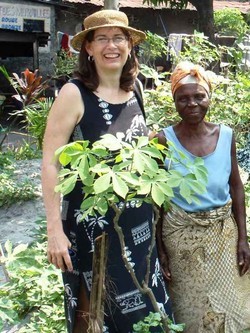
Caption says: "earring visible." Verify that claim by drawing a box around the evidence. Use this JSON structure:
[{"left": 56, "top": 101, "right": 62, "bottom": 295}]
[
  {"left": 128, "top": 53, "right": 131, "bottom": 60},
  {"left": 88, "top": 55, "right": 94, "bottom": 62}
]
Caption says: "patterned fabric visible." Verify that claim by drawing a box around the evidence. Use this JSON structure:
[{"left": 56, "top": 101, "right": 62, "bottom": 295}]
[
  {"left": 62, "top": 80, "right": 173, "bottom": 332},
  {"left": 162, "top": 202, "right": 250, "bottom": 333}
]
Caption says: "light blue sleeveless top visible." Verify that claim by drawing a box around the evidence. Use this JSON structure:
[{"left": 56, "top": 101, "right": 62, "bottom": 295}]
[{"left": 163, "top": 124, "right": 232, "bottom": 212}]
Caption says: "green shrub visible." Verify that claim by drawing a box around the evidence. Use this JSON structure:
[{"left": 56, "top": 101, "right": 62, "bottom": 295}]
[
  {"left": 0, "top": 220, "right": 65, "bottom": 332},
  {"left": 214, "top": 8, "right": 249, "bottom": 38},
  {"left": 0, "top": 152, "right": 37, "bottom": 207}
]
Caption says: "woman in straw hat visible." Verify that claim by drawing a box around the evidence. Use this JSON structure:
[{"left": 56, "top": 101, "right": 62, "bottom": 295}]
[
  {"left": 155, "top": 61, "right": 250, "bottom": 332},
  {"left": 42, "top": 9, "right": 173, "bottom": 333}
]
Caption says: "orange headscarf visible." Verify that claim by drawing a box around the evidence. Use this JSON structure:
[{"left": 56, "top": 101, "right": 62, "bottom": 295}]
[{"left": 171, "top": 61, "right": 212, "bottom": 97}]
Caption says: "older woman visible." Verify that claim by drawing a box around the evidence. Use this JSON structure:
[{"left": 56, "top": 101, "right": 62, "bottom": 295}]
[
  {"left": 156, "top": 61, "right": 250, "bottom": 332},
  {"left": 42, "top": 9, "right": 172, "bottom": 333}
]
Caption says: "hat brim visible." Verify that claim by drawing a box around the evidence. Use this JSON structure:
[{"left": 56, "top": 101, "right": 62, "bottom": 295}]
[{"left": 70, "top": 24, "right": 146, "bottom": 51}]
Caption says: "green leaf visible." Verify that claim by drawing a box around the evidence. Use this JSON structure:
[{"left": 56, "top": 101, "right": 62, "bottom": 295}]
[
  {"left": 141, "top": 145, "right": 163, "bottom": 159},
  {"left": 78, "top": 155, "right": 89, "bottom": 181},
  {"left": 136, "top": 135, "right": 149, "bottom": 148},
  {"left": 12, "top": 244, "right": 29, "bottom": 257},
  {"left": 194, "top": 166, "right": 208, "bottom": 183},
  {"left": 156, "top": 182, "right": 174, "bottom": 197},
  {"left": 112, "top": 173, "right": 129, "bottom": 199},
  {"left": 188, "top": 180, "right": 206, "bottom": 194},
  {"left": 151, "top": 183, "right": 165, "bottom": 206},
  {"left": 82, "top": 174, "right": 94, "bottom": 187},
  {"left": 93, "top": 173, "right": 111, "bottom": 194},
  {"left": 119, "top": 172, "right": 140, "bottom": 186},
  {"left": 133, "top": 151, "right": 145, "bottom": 174},
  {"left": 137, "top": 180, "right": 151, "bottom": 195},
  {"left": 80, "top": 196, "right": 95, "bottom": 211},
  {"left": 57, "top": 168, "right": 72, "bottom": 178},
  {"left": 4, "top": 240, "right": 13, "bottom": 257},
  {"left": 179, "top": 182, "right": 192, "bottom": 203},
  {"left": 58, "top": 151, "right": 71, "bottom": 166},
  {"left": 96, "top": 197, "right": 108, "bottom": 215},
  {"left": 193, "top": 157, "right": 204, "bottom": 166},
  {"left": 97, "top": 133, "right": 123, "bottom": 151},
  {"left": 168, "top": 322, "right": 185, "bottom": 331},
  {"left": 91, "top": 163, "right": 111, "bottom": 174},
  {"left": 55, "top": 173, "right": 78, "bottom": 195},
  {"left": 141, "top": 153, "right": 159, "bottom": 173}
]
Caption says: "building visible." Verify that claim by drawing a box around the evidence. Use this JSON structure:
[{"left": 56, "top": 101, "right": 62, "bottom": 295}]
[{"left": 0, "top": 0, "right": 249, "bottom": 87}]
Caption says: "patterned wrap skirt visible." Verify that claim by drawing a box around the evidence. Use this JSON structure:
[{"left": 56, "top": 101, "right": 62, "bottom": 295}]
[{"left": 162, "top": 201, "right": 250, "bottom": 333}]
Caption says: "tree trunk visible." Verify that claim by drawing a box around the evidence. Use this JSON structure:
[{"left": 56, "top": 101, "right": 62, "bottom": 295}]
[
  {"left": 189, "top": 0, "right": 215, "bottom": 43},
  {"left": 104, "top": 0, "right": 120, "bottom": 10}
]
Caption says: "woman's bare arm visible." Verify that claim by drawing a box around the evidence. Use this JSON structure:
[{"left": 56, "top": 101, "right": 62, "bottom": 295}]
[{"left": 42, "top": 82, "right": 84, "bottom": 272}]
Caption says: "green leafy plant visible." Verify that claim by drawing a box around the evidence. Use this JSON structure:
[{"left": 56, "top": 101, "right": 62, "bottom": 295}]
[
  {"left": 0, "top": 154, "right": 37, "bottom": 207},
  {"left": 143, "top": 80, "right": 178, "bottom": 132},
  {"left": 55, "top": 135, "right": 208, "bottom": 214},
  {"left": 9, "top": 143, "right": 42, "bottom": 161},
  {"left": 139, "top": 31, "right": 168, "bottom": 69},
  {"left": 133, "top": 311, "right": 185, "bottom": 332},
  {"left": 0, "top": 67, "right": 48, "bottom": 108},
  {"left": 0, "top": 66, "right": 51, "bottom": 150},
  {"left": 140, "top": 64, "right": 169, "bottom": 88},
  {"left": 133, "top": 312, "right": 164, "bottom": 332},
  {"left": 55, "top": 134, "right": 207, "bottom": 332},
  {"left": 208, "top": 72, "right": 250, "bottom": 146},
  {"left": 0, "top": 220, "right": 65, "bottom": 333},
  {"left": 177, "top": 31, "right": 221, "bottom": 70},
  {"left": 214, "top": 8, "right": 249, "bottom": 38},
  {"left": 54, "top": 49, "right": 78, "bottom": 78},
  {"left": 12, "top": 98, "right": 53, "bottom": 150},
  {"left": 139, "top": 31, "right": 168, "bottom": 88}
]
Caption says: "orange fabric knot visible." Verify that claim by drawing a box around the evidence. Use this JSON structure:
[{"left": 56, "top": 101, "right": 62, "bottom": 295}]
[{"left": 171, "top": 61, "right": 212, "bottom": 97}]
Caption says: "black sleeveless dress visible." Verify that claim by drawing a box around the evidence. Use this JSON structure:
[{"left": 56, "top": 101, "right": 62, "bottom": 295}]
[{"left": 62, "top": 79, "right": 172, "bottom": 333}]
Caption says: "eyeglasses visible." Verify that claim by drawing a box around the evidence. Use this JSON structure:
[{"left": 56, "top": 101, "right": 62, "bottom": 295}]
[{"left": 93, "top": 36, "right": 128, "bottom": 46}]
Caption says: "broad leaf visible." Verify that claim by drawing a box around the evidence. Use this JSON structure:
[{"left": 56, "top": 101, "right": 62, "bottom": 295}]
[
  {"left": 96, "top": 197, "right": 108, "bottom": 215},
  {"left": 133, "top": 151, "right": 145, "bottom": 174},
  {"left": 58, "top": 151, "right": 71, "bottom": 166},
  {"left": 151, "top": 183, "right": 165, "bottom": 206},
  {"left": 179, "top": 181, "right": 192, "bottom": 203},
  {"left": 55, "top": 173, "right": 78, "bottom": 195},
  {"left": 112, "top": 173, "right": 129, "bottom": 199},
  {"left": 156, "top": 182, "right": 174, "bottom": 197},
  {"left": 93, "top": 173, "right": 111, "bottom": 194},
  {"left": 80, "top": 196, "right": 95, "bottom": 211}
]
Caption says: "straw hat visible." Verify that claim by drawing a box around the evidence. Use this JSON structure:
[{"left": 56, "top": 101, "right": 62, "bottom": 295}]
[{"left": 71, "top": 9, "right": 146, "bottom": 51}]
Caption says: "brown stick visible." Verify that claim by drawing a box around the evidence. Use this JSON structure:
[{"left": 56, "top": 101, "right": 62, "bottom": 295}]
[{"left": 88, "top": 232, "right": 109, "bottom": 333}]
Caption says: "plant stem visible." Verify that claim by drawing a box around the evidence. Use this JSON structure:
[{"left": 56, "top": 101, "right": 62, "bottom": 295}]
[{"left": 111, "top": 202, "right": 170, "bottom": 332}]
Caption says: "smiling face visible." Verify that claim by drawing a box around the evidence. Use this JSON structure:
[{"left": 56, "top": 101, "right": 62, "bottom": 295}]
[
  {"left": 85, "top": 27, "right": 131, "bottom": 74},
  {"left": 174, "top": 83, "right": 210, "bottom": 124}
]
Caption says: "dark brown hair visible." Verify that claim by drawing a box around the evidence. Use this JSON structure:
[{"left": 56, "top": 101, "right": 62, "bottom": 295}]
[{"left": 73, "top": 29, "right": 139, "bottom": 92}]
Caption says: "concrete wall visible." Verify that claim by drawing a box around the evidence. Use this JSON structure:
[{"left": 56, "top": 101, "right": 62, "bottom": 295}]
[{"left": 0, "top": 0, "right": 56, "bottom": 80}]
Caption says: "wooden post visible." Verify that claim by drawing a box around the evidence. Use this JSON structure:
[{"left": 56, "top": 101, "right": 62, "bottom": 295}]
[
  {"left": 104, "top": 0, "right": 119, "bottom": 10},
  {"left": 88, "top": 232, "right": 109, "bottom": 333}
]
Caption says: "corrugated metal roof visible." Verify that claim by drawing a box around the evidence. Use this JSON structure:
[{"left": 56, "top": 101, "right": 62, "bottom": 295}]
[
  {"left": 63, "top": 0, "right": 250, "bottom": 13},
  {"left": 214, "top": 1, "right": 250, "bottom": 13}
]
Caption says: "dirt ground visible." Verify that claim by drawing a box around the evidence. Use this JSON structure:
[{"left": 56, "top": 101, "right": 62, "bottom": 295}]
[
  {"left": 0, "top": 127, "right": 45, "bottom": 290},
  {"left": 0, "top": 158, "right": 44, "bottom": 246}
]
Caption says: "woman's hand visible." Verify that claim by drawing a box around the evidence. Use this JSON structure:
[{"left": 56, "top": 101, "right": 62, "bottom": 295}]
[
  {"left": 47, "top": 229, "right": 73, "bottom": 272},
  {"left": 237, "top": 239, "right": 250, "bottom": 276}
]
